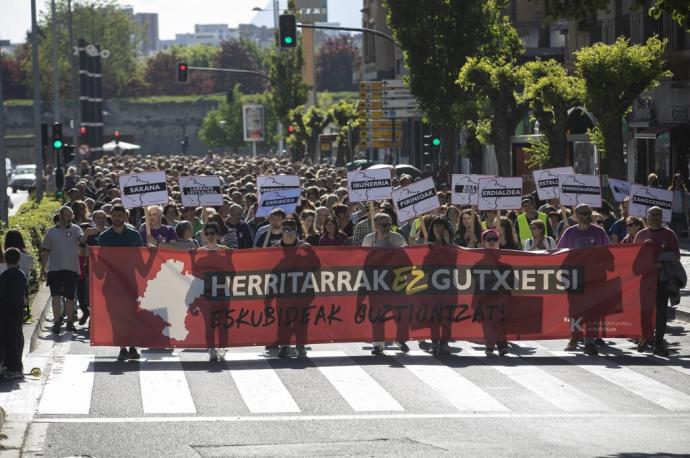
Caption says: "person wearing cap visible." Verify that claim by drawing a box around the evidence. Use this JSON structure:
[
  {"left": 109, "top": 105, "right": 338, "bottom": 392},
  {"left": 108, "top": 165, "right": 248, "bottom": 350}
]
[
  {"left": 254, "top": 208, "right": 286, "bottom": 247},
  {"left": 516, "top": 197, "right": 549, "bottom": 247},
  {"left": 479, "top": 229, "right": 510, "bottom": 356},
  {"left": 556, "top": 203, "right": 610, "bottom": 355},
  {"left": 633, "top": 206, "right": 681, "bottom": 356}
]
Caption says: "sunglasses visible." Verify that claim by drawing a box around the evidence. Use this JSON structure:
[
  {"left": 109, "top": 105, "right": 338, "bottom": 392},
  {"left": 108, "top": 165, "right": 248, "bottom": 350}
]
[{"left": 484, "top": 236, "right": 499, "bottom": 242}]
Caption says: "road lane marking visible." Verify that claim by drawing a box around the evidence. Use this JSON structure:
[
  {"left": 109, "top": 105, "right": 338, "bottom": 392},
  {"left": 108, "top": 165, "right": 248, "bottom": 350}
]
[
  {"left": 37, "top": 355, "right": 95, "bottom": 415},
  {"left": 309, "top": 351, "right": 404, "bottom": 412},
  {"left": 140, "top": 356, "right": 196, "bottom": 414},
  {"left": 223, "top": 353, "right": 300, "bottom": 413},
  {"left": 393, "top": 351, "right": 508, "bottom": 412}
]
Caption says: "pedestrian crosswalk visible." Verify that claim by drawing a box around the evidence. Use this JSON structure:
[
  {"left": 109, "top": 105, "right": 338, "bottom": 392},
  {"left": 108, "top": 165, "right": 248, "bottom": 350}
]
[{"left": 33, "top": 343, "right": 690, "bottom": 419}]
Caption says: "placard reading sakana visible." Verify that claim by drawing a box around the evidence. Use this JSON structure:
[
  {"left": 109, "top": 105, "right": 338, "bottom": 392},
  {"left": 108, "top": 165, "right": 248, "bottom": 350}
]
[
  {"left": 119, "top": 171, "right": 168, "bottom": 209},
  {"left": 256, "top": 175, "right": 300, "bottom": 195},
  {"left": 392, "top": 177, "right": 440, "bottom": 223},
  {"left": 451, "top": 174, "right": 491, "bottom": 206},
  {"left": 256, "top": 188, "right": 301, "bottom": 218},
  {"left": 477, "top": 177, "right": 523, "bottom": 210},
  {"left": 629, "top": 184, "right": 673, "bottom": 222},
  {"left": 558, "top": 174, "right": 602, "bottom": 208},
  {"left": 533, "top": 167, "right": 574, "bottom": 200},
  {"left": 347, "top": 169, "right": 393, "bottom": 203},
  {"left": 179, "top": 176, "right": 223, "bottom": 208}
]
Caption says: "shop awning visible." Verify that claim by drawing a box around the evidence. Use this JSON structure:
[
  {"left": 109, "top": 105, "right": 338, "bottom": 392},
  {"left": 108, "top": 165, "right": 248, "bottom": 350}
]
[{"left": 635, "top": 122, "right": 687, "bottom": 139}]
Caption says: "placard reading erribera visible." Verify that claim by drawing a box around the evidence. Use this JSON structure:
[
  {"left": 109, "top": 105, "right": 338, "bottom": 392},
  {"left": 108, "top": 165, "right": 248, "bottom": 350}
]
[
  {"left": 477, "top": 177, "right": 523, "bottom": 210},
  {"left": 533, "top": 167, "right": 574, "bottom": 200},
  {"left": 119, "top": 171, "right": 168, "bottom": 209},
  {"left": 629, "top": 184, "right": 673, "bottom": 222},
  {"left": 558, "top": 174, "right": 602, "bottom": 207},
  {"left": 451, "top": 174, "right": 491, "bottom": 206},
  {"left": 256, "top": 175, "right": 300, "bottom": 195},
  {"left": 256, "top": 188, "right": 301, "bottom": 218},
  {"left": 178, "top": 176, "right": 223, "bottom": 208},
  {"left": 347, "top": 169, "right": 393, "bottom": 203},
  {"left": 392, "top": 177, "right": 439, "bottom": 223}
]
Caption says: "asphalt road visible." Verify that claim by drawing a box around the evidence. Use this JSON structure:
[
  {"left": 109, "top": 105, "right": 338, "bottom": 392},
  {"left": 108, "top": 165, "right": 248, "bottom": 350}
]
[{"left": 2, "top": 310, "right": 690, "bottom": 457}]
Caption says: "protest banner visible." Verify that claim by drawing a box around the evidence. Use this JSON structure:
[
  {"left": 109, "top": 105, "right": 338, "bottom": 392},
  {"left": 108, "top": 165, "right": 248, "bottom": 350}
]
[
  {"left": 89, "top": 244, "right": 656, "bottom": 347},
  {"left": 119, "top": 171, "right": 168, "bottom": 210},
  {"left": 533, "top": 167, "right": 575, "bottom": 200},
  {"left": 256, "top": 188, "right": 301, "bottom": 218},
  {"left": 347, "top": 169, "right": 393, "bottom": 203},
  {"left": 607, "top": 178, "right": 632, "bottom": 203},
  {"left": 257, "top": 175, "right": 301, "bottom": 195},
  {"left": 629, "top": 184, "right": 673, "bottom": 222},
  {"left": 392, "top": 177, "right": 440, "bottom": 223},
  {"left": 477, "top": 177, "right": 523, "bottom": 210},
  {"left": 558, "top": 174, "right": 602, "bottom": 208},
  {"left": 178, "top": 176, "right": 223, "bottom": 208},
  {"left": 451, "top": 174, "right": 491, "bottom": 206}
]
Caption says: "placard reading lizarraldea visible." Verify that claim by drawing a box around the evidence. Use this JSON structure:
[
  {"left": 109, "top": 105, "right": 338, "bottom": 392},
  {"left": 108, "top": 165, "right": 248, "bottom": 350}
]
[{"left": 179, "top": 176, "right": 223, "bottom": 208}]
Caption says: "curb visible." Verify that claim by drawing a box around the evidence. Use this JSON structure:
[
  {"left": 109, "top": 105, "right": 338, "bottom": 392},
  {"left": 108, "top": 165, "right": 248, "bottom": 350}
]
[
  {"left": 27, "top": 284, "right": 53, "bottom": 356},
  {"left": 670, "top": 306, "right": 690, "bottom": 324}
]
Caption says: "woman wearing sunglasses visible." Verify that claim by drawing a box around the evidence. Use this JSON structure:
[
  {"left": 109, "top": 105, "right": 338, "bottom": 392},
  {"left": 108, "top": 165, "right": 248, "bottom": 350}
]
[
  {"left": 621, "top": 216, "right": 645, "bottom": 243},
  {"left": 479, "top": 229, "right": 510, "bottom": 356},
  {"left": 198, "top": 222, "right": 229, "bottom": 361}
]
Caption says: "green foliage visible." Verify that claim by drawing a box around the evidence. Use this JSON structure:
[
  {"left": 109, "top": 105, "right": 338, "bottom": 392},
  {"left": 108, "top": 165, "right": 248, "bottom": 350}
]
[
  {"left": 122, "top": 94, "right": 225, "bottom": 104},
  {"left": 328, "top": 99, "right": 361, "bottom": 165},
  {"left": 317, "top": 91, "right": 358, "bottom": 108},
  {"left": 213, "top": 39, "right": 266, "bottom": 94},
  {"left": 575, "top": 36, "right": 670, "bottom": 178},
  {"left": 540, "top": 0, "right": 690, "bottom": 29},
  {"left": 287, "top": 105, "right": 332, "bottom": 161},
  {"left": 649, "top": 0, "right": 690, "bottom": 29},
  {"left": 586, "top": 126, "right": 607, "bottom": 157},
  {"left": 523, "top": 135, "right": 552, "bottom": 169},
  {"left": 316, "top": 35, "right": 359, "bottom": 92}
]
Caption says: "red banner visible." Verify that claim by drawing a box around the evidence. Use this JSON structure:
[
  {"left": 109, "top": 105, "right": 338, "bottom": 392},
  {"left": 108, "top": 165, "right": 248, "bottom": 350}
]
[{"left": 89, "top": 245, "right": 657, "bottom": 348}]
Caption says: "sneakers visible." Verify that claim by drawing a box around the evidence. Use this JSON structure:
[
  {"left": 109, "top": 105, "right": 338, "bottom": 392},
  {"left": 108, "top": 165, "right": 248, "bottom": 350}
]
[
  {"left": 583, "top": 343, "right": 598, "bottom": 356},
  {"left": 278, "top": 346, "right": 290, "bottom": 358},
  {"left": 371, "top": 346, "right": 383, "bottom": 355},
  {"left": 564, "top": 338, "right": 578, "bottom": 351},
  {"left": 117, "top": 348, "right": 128, "bottom": 361},
  {"left": 127, "top": 347, "right": 140, "bottom": 360},
  {"left": 296, "top": 345, "right": 307, "bottom": 357},
  {"left": 398, "top": 341, "right": 410, "bottom": 353},
  {"left": 78, "top": 310, "right": 90, "bottom": 326}
]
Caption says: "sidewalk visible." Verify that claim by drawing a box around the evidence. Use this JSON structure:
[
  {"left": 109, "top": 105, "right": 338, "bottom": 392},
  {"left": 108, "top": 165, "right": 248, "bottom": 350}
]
[{"left": 673, "top": 241, "right": 690, "bottom": 323}]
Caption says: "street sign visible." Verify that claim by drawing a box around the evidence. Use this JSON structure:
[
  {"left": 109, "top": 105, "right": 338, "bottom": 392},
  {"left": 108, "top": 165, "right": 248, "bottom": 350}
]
[
  {"left": 382, "top": 98, "right": 419, "bottom": 109},
  {"left": 382, "top": 89, "right": 412, "bottom": 98},
  {"left": 359, "top": 109, "right": 383, "bottom": 119},
  {"left": 383, "top": 109, "right": 424, "bottom": 119},
  {"left": 382, "top": 79, "right": 406, "bottom": 89}
]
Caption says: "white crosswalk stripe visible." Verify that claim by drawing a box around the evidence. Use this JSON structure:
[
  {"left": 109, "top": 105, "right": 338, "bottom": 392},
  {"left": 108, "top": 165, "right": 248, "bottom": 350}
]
[
  {"left": 38, "top": 355, "right": 95, "bottom": 415},
  {"left": 140, "top": 356, "right": 196, "bottom": 414}
]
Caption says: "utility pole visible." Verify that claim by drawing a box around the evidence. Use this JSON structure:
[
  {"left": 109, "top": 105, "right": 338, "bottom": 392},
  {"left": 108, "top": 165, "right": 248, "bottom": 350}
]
[
  {"left": 51, "top": 0, "right": 60, "bottom": 123},
  {"left": 0, "top": 41, "right": 9, "bottom": 224},
  {"left": 67, "top": 0, "right": 79, "bottom": 148},
  {"left": 31, "top": 0, "right": 44, "bottom": 202}
]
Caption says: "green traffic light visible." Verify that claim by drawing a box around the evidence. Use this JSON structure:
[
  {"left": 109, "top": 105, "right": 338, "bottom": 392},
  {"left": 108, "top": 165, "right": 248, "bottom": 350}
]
[
  {"left": 432, "top": 137, "right": 441, "bottom": 146},
  {"left": 53, "top": 140, "right": 63, "bottom": 149},
  {"left": 284, "top": 36, "right": 293, "bottom": 44}
]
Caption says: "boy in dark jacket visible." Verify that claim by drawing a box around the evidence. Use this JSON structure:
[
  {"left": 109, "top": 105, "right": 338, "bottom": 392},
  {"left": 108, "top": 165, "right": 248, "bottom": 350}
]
[{"left": 0, "top": 248, "right": 29, "bottom": 379}]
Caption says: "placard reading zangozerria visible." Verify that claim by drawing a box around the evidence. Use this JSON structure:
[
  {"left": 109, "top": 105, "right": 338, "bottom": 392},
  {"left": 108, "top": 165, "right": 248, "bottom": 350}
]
[{"left": 119, "top": 171, "right": 169, "bottom": 209}]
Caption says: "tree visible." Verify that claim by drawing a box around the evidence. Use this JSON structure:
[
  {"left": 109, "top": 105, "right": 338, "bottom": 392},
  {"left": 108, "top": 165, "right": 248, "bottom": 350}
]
[
  {"left": 287, "top": 105, "right": 332, "bottom": 162},
  {"left": 328, "top": 99, "right": 361, "bottom": 165},
  {"left": 21, "top": 0, "right": 144, "bottom": 99},
  {"left": 519, "top": 59, "right": 583, "bottom": 167},
  {"left": 1, "top": 52, "right": 29, "bottom": 99},
  {"left": 575, "top": 37, "right": 671, "bottom": 179},
  {"left": 384, "top": 0, "right": 523, "bottom": 171},
  {"left": 143, "top": 49, "right": 214, "bottom": 96},
  {"left": 316, "top": 35, "right": 359, "bottom": 92},
  {"left": 212, "top": 39, "right": 266, "bottom": 94},
  {"left": 457, "top": 56, "right": 528, "bottom": 177}
]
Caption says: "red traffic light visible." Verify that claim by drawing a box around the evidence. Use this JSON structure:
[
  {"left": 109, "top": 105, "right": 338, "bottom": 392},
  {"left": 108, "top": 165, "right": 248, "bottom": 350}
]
[
  {"left": 114, "top": 130, "right": 120, "bottom": 138},
  {"left": 79, "top": 126, "right": 87, "bottom": 136},
  {"left": 287, "top": 125, "right": 296, "bottom": 134},
  {"left": 177, "top": 62, "right": 188, "bottom": 82}
]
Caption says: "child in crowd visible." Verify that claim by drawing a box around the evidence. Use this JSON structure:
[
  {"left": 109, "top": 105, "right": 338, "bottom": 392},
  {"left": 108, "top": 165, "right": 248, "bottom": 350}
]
[{"left": 0, "top": 248, "right": 29, "bottom": 379}]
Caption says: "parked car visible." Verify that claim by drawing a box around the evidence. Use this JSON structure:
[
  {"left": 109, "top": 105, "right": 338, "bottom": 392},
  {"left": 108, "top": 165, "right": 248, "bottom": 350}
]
[
  {"left": 6, "top": 158, "right": 12, "bottom": 179},
  {"left": 10, "top": 164, "right": 37, "bottom": 193}
]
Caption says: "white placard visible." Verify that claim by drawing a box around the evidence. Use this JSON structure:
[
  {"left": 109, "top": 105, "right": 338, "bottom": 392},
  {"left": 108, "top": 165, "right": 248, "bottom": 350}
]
[
  {"left": 256, "top": 188, "right": 301, "bottom": 218},
  {"left": 558, "top": 174, "right": 602, "bottom": 208},
  {"left": 451, "top": 174, "right": 492, "bottom": 206},
  {"left": 347, "top": 169, "right": 393, "bottom": 203},
  {"left": 178, "top": 176, "right": 223, "bottom": 208},
  {"left": 607, "top": 178, "right": 632, "bottom": 203},
  {"left": 533, "top": 167, "right": 575, "bottom": 200},
  {"left": 477, "top": 177, "right": 523, "bottom": 211},
  {"left": 629, "top": 184, "right": 673, "bottom": 222},
  {"left": 256, "top": 175, "right": 300, "bottom": 195},
  {"left": 392, "top": 177, "right": 440, "bottom": 223},
  {"left": 119, "top": 171, "right": 168, "bottom": 209}
]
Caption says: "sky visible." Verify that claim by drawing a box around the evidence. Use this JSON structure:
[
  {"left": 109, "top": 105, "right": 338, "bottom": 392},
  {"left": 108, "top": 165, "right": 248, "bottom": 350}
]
[{"left": 0, "top": 0, "right": 363, "bottom": 44}]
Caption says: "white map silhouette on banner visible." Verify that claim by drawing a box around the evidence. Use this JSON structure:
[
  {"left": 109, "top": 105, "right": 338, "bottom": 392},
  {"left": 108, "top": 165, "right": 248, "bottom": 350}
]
[
  {"left": 558, "top": 174, "right": 602, "bottom": 207},
  {"left": 451, "top": 174, "right": 492, "bottom": 205},
  {"left": 347, "top": 169, "right": 393, "bottom": 203},
  {"left": 477, "top": 177, "right": 523, "bottom": 210},
  {"left": 629, "top": 183, "right": 673, "bottom": 222},
  {"left": 256, "top": 175, "right": 300, "bottom": 196},
  {"left": 119, "top": 171, "right": 169, "bottom": 209},
  {"left": 533, "top": 167, "right": 574, "bottom": 200},
  {"left": 179, "top": 176, "right": 224, "bottom": 207},
  {"left": 392, "top": 176, "right": 440, "bottom": 223}
]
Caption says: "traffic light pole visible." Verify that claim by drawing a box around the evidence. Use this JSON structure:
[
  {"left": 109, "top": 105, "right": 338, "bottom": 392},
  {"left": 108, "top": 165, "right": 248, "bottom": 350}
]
[
  {"left": 297, "top": 23, "right": 396, "bottom": 46},
  {"left": 31, "top": 0, "right": 44, "bottom": 202},
  {"left": 0, "top": 40, "right": 8, "bottom": 224}
]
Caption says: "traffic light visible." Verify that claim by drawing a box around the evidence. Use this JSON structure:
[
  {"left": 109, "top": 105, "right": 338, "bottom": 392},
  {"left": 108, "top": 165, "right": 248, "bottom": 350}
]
[
  {"left": 52, "top": 122, "right": 64, "bottom": 151},
  {"left": 431, "top": 131, "right": 441, "bottom": 155},
  {"left": 114, "top": 130, "right": 121, "bottom": 144},
  {"left": 177, "top": 62, "right": 188, "bottom": 82},
  {"left": 79, "top": 126, "right": 87, "bottom": 137},
  {"left": 421, "top": 123, "right": 432, "bottom": 160},
  {"left": 279, "top": 15, "right": 297, "bottom": 48}
]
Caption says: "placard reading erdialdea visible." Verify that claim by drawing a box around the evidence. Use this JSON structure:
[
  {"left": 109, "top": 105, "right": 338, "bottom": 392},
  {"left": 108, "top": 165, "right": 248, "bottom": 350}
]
[
  {"left": 347, "top": 168, "right": 393, "bottom": 203},
  {"left": 558, "top": 174, "right": 602, "bottom": 207},
  {"left": 451, "top": 174, "right": 492, "bottom": 205},
  {"left": 256, "top": 188, "right": 301, "bottom": 218},
  {"left": 256, "top": 175, "right": 300, "bottom": 195},
  {"left": 628, "top": 184, "right": 673, "bottom": 222},
  {"left": 533, "top": 166, "right": 574, "bottom": 200},
  {"left": 179, "top": 176, "right": 223, "bottom": 207},
  {"left": 392, "top": 177, "right": 440, "bottom": 223},
  {"left": 119, "top": 171, "right": 168, "bottom": 209},
  {"left": 607, "top": 178, "right": 632, "bottom": 203},
  {"left": 477, "top": 177, "right": 523, "bottom": 210}
]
